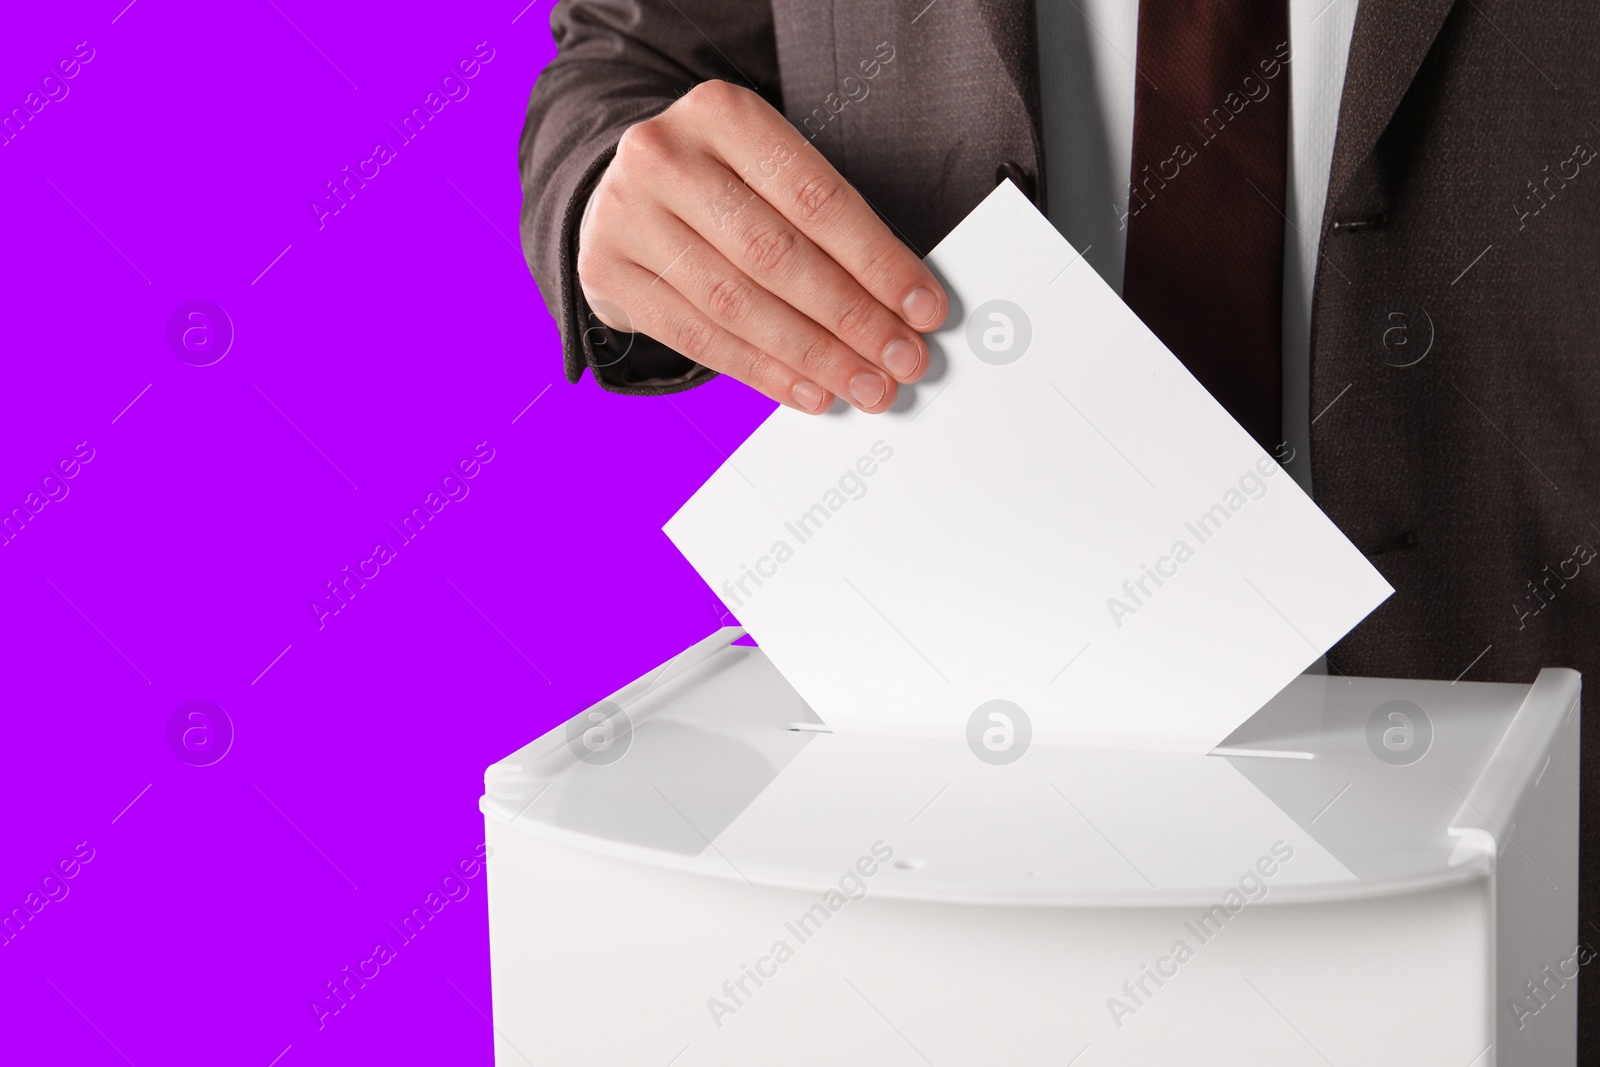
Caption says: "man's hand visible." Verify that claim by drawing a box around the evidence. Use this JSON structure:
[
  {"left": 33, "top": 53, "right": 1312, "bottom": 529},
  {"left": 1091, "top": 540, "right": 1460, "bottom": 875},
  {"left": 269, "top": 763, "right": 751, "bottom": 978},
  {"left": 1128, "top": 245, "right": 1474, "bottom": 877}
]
[{"left": 576, "top": 80, "right": 948, "bottom": 413}]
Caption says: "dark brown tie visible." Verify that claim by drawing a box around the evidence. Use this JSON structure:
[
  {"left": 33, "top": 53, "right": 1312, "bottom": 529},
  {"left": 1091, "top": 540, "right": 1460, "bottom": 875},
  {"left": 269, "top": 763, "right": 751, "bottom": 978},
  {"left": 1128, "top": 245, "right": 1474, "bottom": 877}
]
[{"left": 1121, "top": 0, "right": 1289, "bottom": 452}]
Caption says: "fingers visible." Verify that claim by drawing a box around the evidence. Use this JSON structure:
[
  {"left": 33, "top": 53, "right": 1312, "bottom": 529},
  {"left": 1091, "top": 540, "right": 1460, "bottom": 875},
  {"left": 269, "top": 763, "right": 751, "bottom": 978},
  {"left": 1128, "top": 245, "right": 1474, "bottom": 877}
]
[
  {"left": 682, "top": 82, "right": 949, "bottom": 333},
  {"left": 588, "top": 259, "right": 836, "bottom": 414},
  {"left": 661, "top": 155, "right": 931, "bottom": 385},
  {"left": 579, "top": 80, "right": 943, "bottom": 413},
  {"left": 624, "top": 214, "right": 899, "bottom": 413}
]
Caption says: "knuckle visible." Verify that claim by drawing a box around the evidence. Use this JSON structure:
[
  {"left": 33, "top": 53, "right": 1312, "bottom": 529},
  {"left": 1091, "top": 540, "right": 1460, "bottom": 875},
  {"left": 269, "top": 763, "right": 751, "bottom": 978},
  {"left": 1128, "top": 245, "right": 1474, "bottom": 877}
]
[
  {"left": 616, "top": 119, "right": 669, "bottom": 165},
  {"left": 833, "top": 294, "right": 881, "bottom": 340},
  {"left": 582, "top": 178, "right": 626, "bottom": 242},
  {"left": 685, "top": 79, "right": 741, "bottom": 115},
  {"left": 793, "top": 173, "right": 844, "bottom": 227},
  {"left": 705, "top": 276, "right": 752, "bottom": 322},
  {"left": 794, "top": 334, "right": 837, "bottom": 377},
  {"left": 742, "top": 224, "right": 798, "bottom": 276},
  {"left": 743, "top": 347, "right": 782, "bottom": 386},
  {"left": 575, "top": 235, "right": 624, "bottom": 292},
  {"left": 575, "top": 242, "right": 605, "bottom": 287},
  {"left": 857, "top": 240, "right": 904, "bottom": 292},
  {"left": 592, "top": 175, "right": 628, "bottom": 216},
  {"left": 671, "top": 315, "right": 715, "bottom": 361}
]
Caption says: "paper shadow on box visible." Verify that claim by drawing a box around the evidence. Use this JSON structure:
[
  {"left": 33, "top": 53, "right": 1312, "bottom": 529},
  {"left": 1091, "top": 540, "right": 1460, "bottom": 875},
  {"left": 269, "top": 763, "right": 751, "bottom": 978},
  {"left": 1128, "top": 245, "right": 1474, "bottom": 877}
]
[
  {"left": 485, "top": 631, "right": 1518, "bottom": 884},
  {"left": 1217, "top": 673, "right": 1530, "bottom": 882},
  {"left": 484, "top": 648, "right": 826, "bottom": 856}
]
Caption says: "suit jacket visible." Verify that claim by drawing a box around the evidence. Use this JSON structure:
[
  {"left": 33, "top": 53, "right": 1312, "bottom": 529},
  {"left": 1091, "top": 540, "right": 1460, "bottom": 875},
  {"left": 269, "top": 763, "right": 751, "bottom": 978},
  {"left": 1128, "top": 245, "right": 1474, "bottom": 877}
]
[{"left": 520, "top": 1, "right": 1600, "bottom": 1054}]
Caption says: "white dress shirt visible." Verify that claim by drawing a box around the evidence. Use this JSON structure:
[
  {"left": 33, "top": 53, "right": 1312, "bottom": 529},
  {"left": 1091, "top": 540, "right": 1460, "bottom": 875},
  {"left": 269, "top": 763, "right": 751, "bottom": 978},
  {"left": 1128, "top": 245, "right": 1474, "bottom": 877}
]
[{"left": 1034, "top": 0, "right": 1360, "bottom": 494}]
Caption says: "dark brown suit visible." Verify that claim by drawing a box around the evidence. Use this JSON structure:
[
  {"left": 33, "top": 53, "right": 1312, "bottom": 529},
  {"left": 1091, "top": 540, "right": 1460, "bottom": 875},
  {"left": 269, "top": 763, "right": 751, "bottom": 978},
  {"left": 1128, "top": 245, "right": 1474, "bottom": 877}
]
[{"left": 520, "top": 1, "right": 1600, "bottom": 1054}]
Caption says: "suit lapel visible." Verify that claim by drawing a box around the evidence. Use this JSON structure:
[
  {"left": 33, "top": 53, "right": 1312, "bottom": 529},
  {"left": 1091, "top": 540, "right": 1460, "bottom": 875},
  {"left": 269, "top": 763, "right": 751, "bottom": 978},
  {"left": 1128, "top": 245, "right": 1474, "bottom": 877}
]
[
  {"left": 976, "top": 0, "right": 1041, "bottom": 108},
  {"left": 1324, "top": 0, "right": 1458, "bottom": 221},
  {"left": 975, "top": 0, "right": 1046, "bottom": 189}
]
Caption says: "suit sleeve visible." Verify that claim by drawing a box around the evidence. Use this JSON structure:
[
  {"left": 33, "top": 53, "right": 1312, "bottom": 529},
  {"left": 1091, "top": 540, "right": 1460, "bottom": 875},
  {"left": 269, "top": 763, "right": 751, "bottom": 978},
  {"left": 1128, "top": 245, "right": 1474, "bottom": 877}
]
[{"left": 518, "top": 0, "right": 781, "bottom": 395}]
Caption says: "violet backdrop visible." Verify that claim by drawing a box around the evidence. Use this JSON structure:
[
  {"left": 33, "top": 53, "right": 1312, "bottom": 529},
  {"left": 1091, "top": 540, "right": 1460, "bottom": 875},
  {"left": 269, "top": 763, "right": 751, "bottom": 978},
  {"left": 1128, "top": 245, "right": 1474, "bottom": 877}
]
[{"left": 0, "top": 3, "right": 771, "bottom": 1063}]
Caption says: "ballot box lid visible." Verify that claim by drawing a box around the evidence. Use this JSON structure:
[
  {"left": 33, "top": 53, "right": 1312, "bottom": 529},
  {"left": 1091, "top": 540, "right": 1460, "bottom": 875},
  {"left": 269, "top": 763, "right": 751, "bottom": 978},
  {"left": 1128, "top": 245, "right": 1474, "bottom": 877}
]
[{"left": 480, "top": 628, "right": 1579, "bottom": 907}]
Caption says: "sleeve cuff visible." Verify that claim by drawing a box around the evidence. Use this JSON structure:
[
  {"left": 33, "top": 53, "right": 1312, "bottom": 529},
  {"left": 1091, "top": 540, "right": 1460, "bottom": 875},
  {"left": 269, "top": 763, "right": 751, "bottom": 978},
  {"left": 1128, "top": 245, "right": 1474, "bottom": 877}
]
[{"left": 559, "top": 148, "right": 718, "bottom": 397}]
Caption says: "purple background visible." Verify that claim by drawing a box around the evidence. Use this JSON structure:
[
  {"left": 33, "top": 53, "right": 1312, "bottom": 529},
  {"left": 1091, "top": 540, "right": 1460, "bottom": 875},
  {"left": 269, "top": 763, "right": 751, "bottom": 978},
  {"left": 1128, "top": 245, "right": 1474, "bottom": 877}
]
[{"left": 0, "top": 3, "right": 768, "bottom": 1063}]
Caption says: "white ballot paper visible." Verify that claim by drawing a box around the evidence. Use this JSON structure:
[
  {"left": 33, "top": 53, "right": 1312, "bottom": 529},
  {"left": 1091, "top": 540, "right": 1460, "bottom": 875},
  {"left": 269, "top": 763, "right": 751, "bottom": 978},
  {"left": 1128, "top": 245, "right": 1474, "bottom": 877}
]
[{"left": 665, "top": 181, "right": 1393, "bottom": 753}]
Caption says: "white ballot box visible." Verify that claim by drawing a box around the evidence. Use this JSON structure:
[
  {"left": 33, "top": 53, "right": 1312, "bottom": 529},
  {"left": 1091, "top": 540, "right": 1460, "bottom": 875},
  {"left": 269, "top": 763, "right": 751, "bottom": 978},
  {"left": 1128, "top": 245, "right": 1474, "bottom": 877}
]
[{"left": 480, "top": 628, "right": 1580, "bottom": 1067}]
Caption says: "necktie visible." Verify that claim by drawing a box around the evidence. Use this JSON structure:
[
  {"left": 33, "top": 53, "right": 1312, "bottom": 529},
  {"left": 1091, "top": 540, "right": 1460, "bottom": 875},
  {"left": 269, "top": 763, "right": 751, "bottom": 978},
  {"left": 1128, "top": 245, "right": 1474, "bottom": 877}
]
[{"left": 1121, "top": 0, "right": 1289, "bottom": 452}]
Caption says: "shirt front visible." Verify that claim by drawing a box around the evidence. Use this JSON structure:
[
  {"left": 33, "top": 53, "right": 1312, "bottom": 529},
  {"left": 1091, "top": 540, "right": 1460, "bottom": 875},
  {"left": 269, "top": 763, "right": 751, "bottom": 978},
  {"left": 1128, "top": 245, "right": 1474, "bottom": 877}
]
[{"left": 1034, "top": 0, "right": 1361, "bottom": 494}]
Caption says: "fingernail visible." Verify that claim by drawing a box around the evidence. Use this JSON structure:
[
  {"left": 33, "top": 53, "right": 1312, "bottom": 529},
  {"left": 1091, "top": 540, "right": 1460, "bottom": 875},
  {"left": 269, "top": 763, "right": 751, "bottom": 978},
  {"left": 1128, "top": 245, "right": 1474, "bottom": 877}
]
[
  {"left": 882, "top": 338, "right": 920, "bottom": 380},
  {"left": 793, "top": 380, "right": 826, "bottom": 411},
  {"left": 902, "top": 287, "right": 940, "bottom": 328},
  {"left": 850, "top": 372, "right": 887, "bottom": 408}
]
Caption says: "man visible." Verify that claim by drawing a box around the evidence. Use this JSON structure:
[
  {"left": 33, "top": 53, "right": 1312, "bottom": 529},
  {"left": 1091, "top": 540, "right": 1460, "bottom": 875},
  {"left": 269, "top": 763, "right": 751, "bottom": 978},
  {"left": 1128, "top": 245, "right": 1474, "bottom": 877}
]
[{"left": 520, "top": 0, "right": 1599, "bottom": 1054}]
